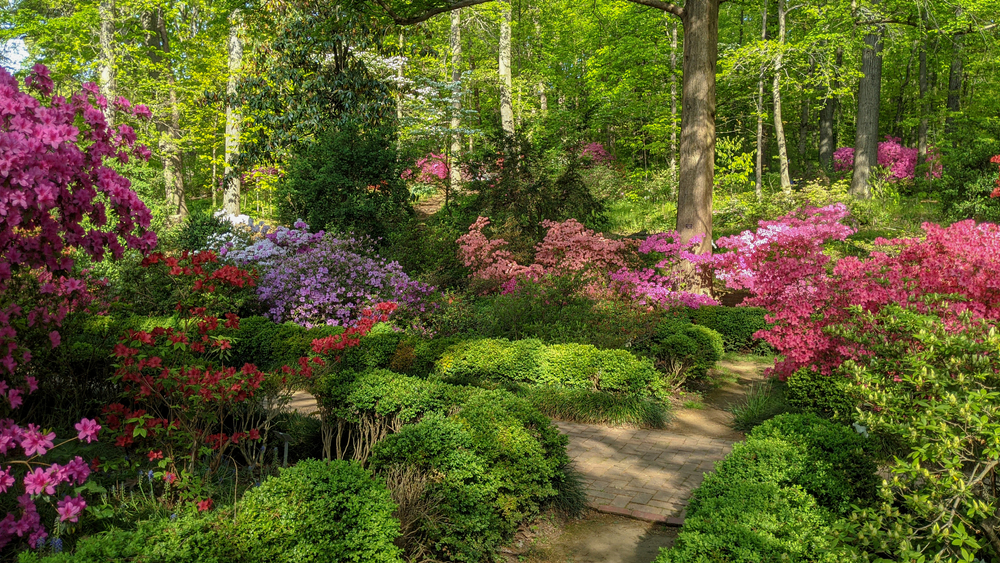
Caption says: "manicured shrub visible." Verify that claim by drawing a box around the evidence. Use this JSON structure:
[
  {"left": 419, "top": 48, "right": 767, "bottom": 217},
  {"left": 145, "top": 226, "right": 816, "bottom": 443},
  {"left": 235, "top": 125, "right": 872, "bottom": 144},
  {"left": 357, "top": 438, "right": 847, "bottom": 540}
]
[
  {"left": 656, "top": 413, "right": 877, "bottom": 563},
  {"left": 645, "top": 318, "right": 724, "bottom": 387},
  {"left": 236, "top": 459, "right": 402, "bottom": 563},
  {"left": 783, "top": 367, "right": 856, "bottom": 422},
  {"left": 436, "top": 338, "right": 660, "bottom": 397},
  {"left": 687, "top": 305, "right": 770, "bottom": 353}
]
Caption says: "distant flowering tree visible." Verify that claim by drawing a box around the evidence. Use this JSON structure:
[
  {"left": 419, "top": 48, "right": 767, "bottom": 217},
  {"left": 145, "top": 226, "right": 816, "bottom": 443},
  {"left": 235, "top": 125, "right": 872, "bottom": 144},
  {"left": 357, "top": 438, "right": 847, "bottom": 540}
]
[
  {"left": 401, "top": 153, "right": 449, "bottom": 185},
  {"left": 580, "top": 142, "right": 613, "bottom": 165},
  {"left": 832, "top": 136, "right": 942, "bottom": 181},
  {"left": 0, "top": 64, "right": 156, "bottom": 550}
]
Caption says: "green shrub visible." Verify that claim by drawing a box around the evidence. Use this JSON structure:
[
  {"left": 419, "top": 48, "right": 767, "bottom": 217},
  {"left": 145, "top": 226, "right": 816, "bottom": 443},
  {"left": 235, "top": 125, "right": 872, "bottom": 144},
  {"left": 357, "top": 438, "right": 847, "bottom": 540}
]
[
  {"left": 22, "top": 512, "right": 238, "bottom": 563},
  {"left": 176, "top": 210, "right": 234, "bottom": 252},
  {"left": 687, "top": 305, "right": 770, "bottom": 353},
  {"left": 784, "top": 367, "right": 857, "bottom": 422},
  {"left": 646, "top": 318, "right": 724, "bottom": 386},
  {"left": 655, "top": 413, "right": 877, "bottom": 563},
  {"left": 436, "top": 338, "right": 660, "bottom": 397},
  {"left": 222, "top": 316, "right": 346, "bottom": 372},
  {"left": 654, "top": 480, "right": 840, "bottom": 563},
  {"left": 237, "top": 459, "right": 402, "bottom": 563}
]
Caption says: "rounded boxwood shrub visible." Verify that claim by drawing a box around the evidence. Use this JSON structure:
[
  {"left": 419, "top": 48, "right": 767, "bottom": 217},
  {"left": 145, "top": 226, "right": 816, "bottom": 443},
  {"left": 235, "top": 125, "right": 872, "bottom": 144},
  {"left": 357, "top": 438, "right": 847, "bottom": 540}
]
[
  {"left": 236, "top": 459, "right": 402, "bottom": 563},
  {"left": 783, "top": 367, "right": 858, "bottom": 422},
  {"left": 647, "top": 319, "right": 724, "bottom": 382},
  {"left": 687, "top": 305, "right": 771, "bottom": 353}
]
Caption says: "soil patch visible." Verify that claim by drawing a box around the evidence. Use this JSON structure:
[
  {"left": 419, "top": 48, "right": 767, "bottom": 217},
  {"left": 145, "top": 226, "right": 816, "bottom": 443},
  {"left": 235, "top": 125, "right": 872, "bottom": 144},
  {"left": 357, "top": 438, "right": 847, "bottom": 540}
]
[{"left": 666, "top": 357, "right": 771, "bottom": 441}]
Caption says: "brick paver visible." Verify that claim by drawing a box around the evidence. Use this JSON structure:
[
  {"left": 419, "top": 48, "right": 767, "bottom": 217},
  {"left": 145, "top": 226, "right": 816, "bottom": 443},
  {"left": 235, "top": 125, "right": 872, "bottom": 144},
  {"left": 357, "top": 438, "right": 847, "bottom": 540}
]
[{"left": 556, "top": 421, "right": 735, "bottom": 525}]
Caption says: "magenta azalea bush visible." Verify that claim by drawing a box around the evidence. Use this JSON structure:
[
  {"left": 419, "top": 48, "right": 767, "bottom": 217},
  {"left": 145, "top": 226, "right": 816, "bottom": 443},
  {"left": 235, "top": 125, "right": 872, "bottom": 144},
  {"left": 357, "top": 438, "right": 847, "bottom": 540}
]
[
  {"left": 832, "top": 137, "right": 942, "bottom": 181},
  {"left": 401, "top": 153, "right": 448, "bottom": 185},
  {"left": 580, "top": 142, "right": 613, "bottom": 165},
  {"left": 1, "top": 64, "right": 156, "bottom": 550},
  {"left": 715, "top": 204, "right": 1000, "bottom": 380}
]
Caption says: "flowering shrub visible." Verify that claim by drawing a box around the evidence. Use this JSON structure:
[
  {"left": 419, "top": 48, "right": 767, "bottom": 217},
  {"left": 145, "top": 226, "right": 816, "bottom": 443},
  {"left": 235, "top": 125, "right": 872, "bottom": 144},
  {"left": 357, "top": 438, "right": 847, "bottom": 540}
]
[
  {"left": 401, "top": 153, "right": 448, "bottom": 185},
  {"left": 715, "top": 204, "right": 1000, "bottom": 380},
  {"left": 257, "top": 234, "right": 427, "bottom": 328},
  {"left": 215, "top": 219, "right": 323, "bottom": 267},
  {"left": 458, "top": 217, "right": 715, "bottom": 307},
  {"left": 0, "top": 64, "right": 154, "bottom": 551},
  {"left": 610, "top": 233, "right": 719, "bottom": 309},
  {"left": 580, "top": 142, "right": 613, "bottom": 165},
  {"left": 832, "top": 137, "right": 942, "bottom": 180}
]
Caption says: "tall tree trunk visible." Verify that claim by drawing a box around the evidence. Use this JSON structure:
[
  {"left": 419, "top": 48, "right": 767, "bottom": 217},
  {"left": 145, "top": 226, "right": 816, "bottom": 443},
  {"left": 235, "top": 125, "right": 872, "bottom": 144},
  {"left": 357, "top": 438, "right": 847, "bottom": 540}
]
[
  {"left": 772, "top": 0, "right": 792, "bottom": 193},
  {"left": 917, "top": 43, "right": 929, "bottom": 160},
  {"left": 499, "top": 1, "right": 514, "bottom": 135},
  {"left": 892, "top": 47, "right": 914, "bottom": 139},
  {"left": 223, "top": 10, "right": 242, "bottom": 216},
  {"left": 144, "top": 8, "right": 187, "bottom": 221},
  {"left": 850, "top": 27, "right": 884, "bottom": 199},
  {"left": 98, "top": 0, "right": 116, "bottom": 126},
  {"left": 676, "top": 0, "right": 720, "bottom": 258},
  {"left": 669, "top": 20, "right": 678, "bottom": 186},
  {"left": 945, "top": 33, "right": 964, "bottom": 136},
  {"left": 798, "top": 59, "right": 814, "bottom": 171},
  {"left": 397, "top": 32, "right": 404, "bottom": 120},
  {"left": 754, "top": 0, "right": 768, "bottom": 199},
  {"left": 818, "top": 47, "right": 841, "bottom": 171},
  {"left": 449, "top": 9, "right": 463, "bottom": 190}
]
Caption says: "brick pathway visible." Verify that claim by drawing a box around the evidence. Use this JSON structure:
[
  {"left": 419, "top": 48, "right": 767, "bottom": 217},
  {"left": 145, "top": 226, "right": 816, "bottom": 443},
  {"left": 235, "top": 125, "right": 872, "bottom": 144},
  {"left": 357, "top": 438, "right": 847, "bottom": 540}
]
[{"left": 557, "top": 421, "right": 735, "bottom": 525}]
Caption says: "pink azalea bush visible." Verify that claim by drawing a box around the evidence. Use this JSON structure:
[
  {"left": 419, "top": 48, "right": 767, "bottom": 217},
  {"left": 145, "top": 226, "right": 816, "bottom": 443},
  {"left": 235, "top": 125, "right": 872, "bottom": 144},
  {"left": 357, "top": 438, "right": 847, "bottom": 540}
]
[
  {"left": 0, "top": 64, "right": 155, "bottom": 550},
  {"left": 832, "top": 137, "right": 942, "bottom": 180},
  {"left": 715, "top": 204, "right": 1000, "bottom": 380},
  {"left": 401, "top": 153, "right": 448, "bottom": 185},
  {"left": 457, "top": 217, "right": 716, "bottom": 307},
  {"left": 580, "top": 142, "right": 613, "bottom": 165}
]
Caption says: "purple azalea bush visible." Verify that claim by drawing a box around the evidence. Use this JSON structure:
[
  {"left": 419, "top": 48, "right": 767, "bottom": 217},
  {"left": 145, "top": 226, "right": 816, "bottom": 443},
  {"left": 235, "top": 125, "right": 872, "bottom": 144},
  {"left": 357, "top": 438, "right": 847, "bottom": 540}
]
[
  {"left": 255, "top": 233, "right": 435, "bottom": 327},
  {"left": 610, "top": 232, "right": 718, "bottom": 309}
]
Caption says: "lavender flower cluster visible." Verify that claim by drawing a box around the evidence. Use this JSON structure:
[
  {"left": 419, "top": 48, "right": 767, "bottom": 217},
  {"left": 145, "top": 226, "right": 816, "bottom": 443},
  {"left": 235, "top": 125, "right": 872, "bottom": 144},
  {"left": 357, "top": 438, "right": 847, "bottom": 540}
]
[
  {"left": 219, "top": 220, "right": 324, "bottom": 267},
  {"left": 256, "top": 233, "right": 434, "bottom": 328}
]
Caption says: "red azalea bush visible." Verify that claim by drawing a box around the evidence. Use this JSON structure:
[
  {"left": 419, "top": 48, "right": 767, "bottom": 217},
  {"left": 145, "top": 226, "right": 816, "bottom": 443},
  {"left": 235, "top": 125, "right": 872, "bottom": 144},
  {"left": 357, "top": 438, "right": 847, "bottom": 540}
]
[
  {"left": 715, "top": 204, "right": 1000, "bottom": 380},
  {"left": 990, "top": 154, "right": 1000, "bottom": 198},
  {"left": 0, "top": 64, "right": 155, "bottom": 551}
]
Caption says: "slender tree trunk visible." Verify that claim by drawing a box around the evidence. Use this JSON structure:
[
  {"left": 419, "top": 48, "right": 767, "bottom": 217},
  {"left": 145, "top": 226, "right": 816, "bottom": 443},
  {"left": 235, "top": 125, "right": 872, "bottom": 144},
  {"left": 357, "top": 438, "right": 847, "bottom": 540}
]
[
  {"left": 499, "top": 1, "right": 514, "bottom": 135},
  {"left": 798, "top": 59, "right": 814, "bottom": 171},
  {"left": 223, "top": 10, "right": 242, "bottom": 216},
  {"left": 145, "top": 8, "right": 187, "bottom": 221},
  {"left": 755, "top": 0, "right": 768, "bottom": 199},
  {"left": 850, "top": 28, "right": 884, "bottom": 199},
  {"left": 945, "top": 33, "right": 964, "bottom": 136},
  {"left": 818, "top": 47, "right": 842, "bottom": 171},
  {"left": 397, "top": 32, "right": 404, "bottom": 120},
  {"left": 98, "top": 0, "right": 116, "bottom": 126},
  {"left": 449, "top": 9, "right": 463, "bottom": 190},
  {"left": 676, "top": 0, "right": 720, "bottom": 258},
  {"left": 772, "top": 0, "right": 792, "bottom": 193},
  {"left": 669, "top": 20, "right": 678, "bottom": 186},
  {"left": 892, "top": 47, "right": 914, "bottom": 139},
  {"left": 917, "top": 43, "right": 929, "bottom": 160}
]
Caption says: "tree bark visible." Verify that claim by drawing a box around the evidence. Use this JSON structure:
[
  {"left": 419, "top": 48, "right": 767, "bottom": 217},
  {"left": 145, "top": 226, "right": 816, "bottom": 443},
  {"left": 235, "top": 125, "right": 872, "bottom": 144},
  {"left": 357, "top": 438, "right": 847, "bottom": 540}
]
[
  {"left": 98, "top": 0, "right": 116, "bottom": 126},
  {"left": 449, "top": 9, "right": 463, "bottom": 190},
  {"left": 499, "top": 1, "right": 514, "bottom": 135},
  {"left": 223, "top": 10, "right": 242, "bottom": 216},
  {"left": 818, "top": 47, "right": 841, "bottom": 171},
  {"left": 850, "top": 28, "right": 884, "bottom": 199},
  {"left": 945, "top": 33, "right": 963, "bottom": 136},
  {"left": 676, "top": 0, "right": 719, "bottom": 257},
  {"left": 669, "top": 20, "right": 678, "bottom": 186},
  {"left": 144, "top": 8, "right": 187, "bottom": 221},
  {"left": 917, "top": 43, "right": 929, "bottom": 160},
  {"left": 772, "top": 0, "right": 791, "bottom": 193},
  {"left": 754, "top": 0, "right": 767, "bottom": 199}
]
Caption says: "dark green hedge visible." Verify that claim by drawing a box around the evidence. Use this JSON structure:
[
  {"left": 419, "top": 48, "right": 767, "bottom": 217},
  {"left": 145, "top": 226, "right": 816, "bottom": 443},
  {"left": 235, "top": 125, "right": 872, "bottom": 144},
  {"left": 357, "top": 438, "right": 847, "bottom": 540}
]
[
  {"left": 655, "top": 413, "right": 877, "bottom": 563},
  {"left": 686, "top": 305, "right": 771, "bottom": 353}
]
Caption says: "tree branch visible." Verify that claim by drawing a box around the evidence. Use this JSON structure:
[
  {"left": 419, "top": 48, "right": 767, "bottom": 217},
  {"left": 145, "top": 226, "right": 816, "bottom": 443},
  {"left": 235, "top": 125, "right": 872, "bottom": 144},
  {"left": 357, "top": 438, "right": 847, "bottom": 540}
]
[
  {"left": 624, "top": 0, "right": 684, "bottom": 18},
  {"left": 370, "top": 0, "right": 499, "bottom": 26}
]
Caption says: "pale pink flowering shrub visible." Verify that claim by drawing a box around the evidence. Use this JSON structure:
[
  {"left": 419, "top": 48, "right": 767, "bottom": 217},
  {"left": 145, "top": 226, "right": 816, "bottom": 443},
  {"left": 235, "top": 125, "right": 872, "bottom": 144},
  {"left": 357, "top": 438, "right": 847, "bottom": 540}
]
[
  {"left": 0, "top": 64, "right": 151, "bottom": 551},
  {"left": 715, "top": 204, "right": 1000, "bottom": 380},
  {"left": 832, "top": 137, "right": 942, "bottom": 180}
]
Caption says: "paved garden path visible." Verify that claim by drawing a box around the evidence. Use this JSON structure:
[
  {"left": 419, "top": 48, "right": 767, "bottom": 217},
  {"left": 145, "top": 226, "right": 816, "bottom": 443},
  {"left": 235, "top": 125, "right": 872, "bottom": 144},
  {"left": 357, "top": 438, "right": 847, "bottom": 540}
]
[{"left": 557, "top": 422, "right": 734, "bottom": 524}]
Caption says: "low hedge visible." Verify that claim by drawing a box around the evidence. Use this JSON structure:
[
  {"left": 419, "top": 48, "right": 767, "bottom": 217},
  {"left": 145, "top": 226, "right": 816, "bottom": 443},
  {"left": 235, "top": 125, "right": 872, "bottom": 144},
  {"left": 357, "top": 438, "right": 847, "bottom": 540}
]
[
  {"left": 312, "top": 368, "right": 576, "bottom": 562},
  {"left": 643, "top": 318, "right": 724, "bottom": 384},
  {"left": 23, "top": 460, "right": 401, "bottom": 563},
  {"left": 435, "top": 338, "right": 661, "bottom": 397},
  {"left": 655, "top": 413, "right": 877, "bottom": 563},
  {"left": 686, "top": 305, "right": 771, "bottom": 353}
]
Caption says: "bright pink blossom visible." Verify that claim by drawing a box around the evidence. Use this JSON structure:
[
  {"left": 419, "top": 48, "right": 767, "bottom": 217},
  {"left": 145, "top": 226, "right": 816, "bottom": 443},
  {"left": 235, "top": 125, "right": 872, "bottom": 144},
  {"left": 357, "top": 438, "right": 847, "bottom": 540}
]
[
  {"left": 56, "top": 495, "right": 86, "bottom": 522},
  {"left": 74, "top": 418, "right": 100, "bottom": 443}
]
